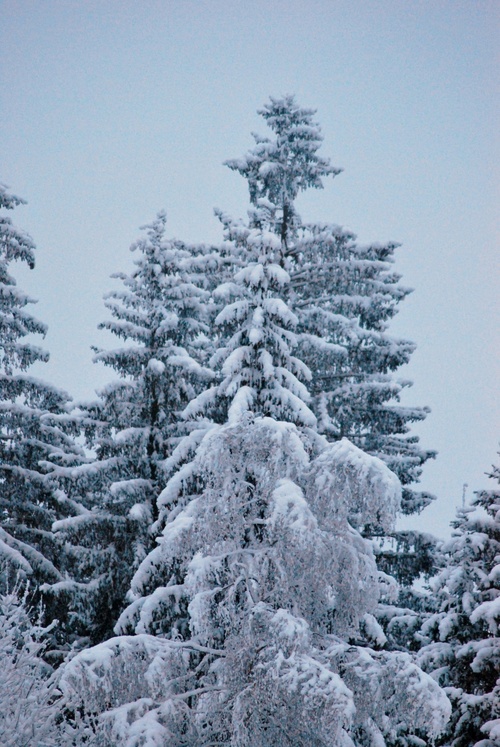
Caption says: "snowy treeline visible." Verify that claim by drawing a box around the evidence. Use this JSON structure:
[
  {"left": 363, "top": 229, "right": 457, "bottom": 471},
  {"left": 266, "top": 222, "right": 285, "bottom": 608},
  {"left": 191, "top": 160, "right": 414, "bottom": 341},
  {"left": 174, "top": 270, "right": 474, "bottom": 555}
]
[{"left": 0, "top": 97, "right": 498, "bottom": 746}]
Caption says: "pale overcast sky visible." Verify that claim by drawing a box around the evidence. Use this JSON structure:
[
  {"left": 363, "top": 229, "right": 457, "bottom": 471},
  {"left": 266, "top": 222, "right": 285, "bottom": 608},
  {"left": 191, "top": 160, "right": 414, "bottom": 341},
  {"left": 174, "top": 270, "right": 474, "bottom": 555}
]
[{"left": 1, "top": 0, "right": 498, "bottom": 537}]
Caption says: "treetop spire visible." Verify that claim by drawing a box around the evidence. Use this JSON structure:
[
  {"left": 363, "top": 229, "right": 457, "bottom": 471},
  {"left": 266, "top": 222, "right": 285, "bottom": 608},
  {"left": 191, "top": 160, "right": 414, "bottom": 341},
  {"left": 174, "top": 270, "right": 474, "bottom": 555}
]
[{"left": 225, "top": 95, "right": 342, "bottom": 243}]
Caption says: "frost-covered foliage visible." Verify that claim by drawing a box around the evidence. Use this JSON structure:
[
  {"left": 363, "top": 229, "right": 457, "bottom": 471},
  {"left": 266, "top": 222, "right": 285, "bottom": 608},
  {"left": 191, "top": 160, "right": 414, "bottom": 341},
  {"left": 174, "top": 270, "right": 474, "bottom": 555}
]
[
  {"left": 0, "top": 183, "right": 83, "bottom": 603},
  {"left": 0, "top": 585, "right": 63, "bottom": 746},
  {"left": 293, "top": 223, "right": 435, "bottom": 519},
  {"left": 415, "top": 459, "right": 500, "bottom": 747},
  {"left": 45, "top": 213, "right": 213, "bottom": 643},
  {"left": 373, "top": 528, "right": 442, "bottom": 662},
  {"left": 226, "top": 97, "right": 435, "bottom": 519},
  {"left": 2, "top": 104, "right": 453, "bottom": 744},
  {"left": 185, "top": 207, "right": 315, "bottom": 428},
  {"left": 226, "top": 94, "right": 341, "bottom": 245},
  {"left": 56, "top": 100, "right": 450, "bottom": 744},
  {"left": 372, "top": 530, "right": 440, "bottom": 589},
  {"left": 62, "top": 419, "right": 450, "bottom": 745}
]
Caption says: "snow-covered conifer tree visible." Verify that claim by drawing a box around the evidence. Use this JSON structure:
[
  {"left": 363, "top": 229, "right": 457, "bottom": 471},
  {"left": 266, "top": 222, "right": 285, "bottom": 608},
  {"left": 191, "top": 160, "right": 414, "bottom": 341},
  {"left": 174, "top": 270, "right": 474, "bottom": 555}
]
[
  {"left": 227, "top": 95, "right": 435, "bottom": 519},
  {"left": 86, "top": 210, "right": 213, "bottom": 518},
  {"left": 417, "top": 458, "right": 500, "bottom": 746},
  {"left": 46, "top": 212, "right": 213, "bottom": 643},
  {"left": 0, "top": 183, "right": 83, "bottom": 602}
]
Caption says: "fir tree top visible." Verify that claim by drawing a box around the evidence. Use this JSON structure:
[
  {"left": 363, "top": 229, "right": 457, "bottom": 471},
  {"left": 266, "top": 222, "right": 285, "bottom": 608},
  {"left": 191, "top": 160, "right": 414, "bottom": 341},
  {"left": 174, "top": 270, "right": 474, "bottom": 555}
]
[{"left": 225, "top": 95, "right": 342, "bottom": 242}]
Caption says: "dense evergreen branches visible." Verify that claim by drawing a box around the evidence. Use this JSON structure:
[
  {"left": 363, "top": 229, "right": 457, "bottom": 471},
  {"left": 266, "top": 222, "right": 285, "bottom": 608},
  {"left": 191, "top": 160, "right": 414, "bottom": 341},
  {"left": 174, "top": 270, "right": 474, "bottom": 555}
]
[
  {"left": 0, "top": 184, "right": 83, "bottom": 604},
  {"left": 46, "top": 212, "right": 214, "bottom": 642},
  {"left": 0, "top": 97, "right": 474, "bottom": 745}
]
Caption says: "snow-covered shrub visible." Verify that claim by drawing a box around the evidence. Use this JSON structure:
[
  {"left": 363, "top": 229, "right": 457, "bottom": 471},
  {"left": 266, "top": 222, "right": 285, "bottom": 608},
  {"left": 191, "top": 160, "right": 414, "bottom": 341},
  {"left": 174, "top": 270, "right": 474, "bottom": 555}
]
[{"left": 0, "top": 585, "right": 62, "bottom": 746}]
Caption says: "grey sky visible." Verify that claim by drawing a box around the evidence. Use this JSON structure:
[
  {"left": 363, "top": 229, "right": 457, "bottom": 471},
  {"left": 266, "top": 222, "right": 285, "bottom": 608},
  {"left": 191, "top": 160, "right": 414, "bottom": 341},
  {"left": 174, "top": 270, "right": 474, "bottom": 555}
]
[{"left": 1, "top": 0, "right": 498, "bottom": 537}]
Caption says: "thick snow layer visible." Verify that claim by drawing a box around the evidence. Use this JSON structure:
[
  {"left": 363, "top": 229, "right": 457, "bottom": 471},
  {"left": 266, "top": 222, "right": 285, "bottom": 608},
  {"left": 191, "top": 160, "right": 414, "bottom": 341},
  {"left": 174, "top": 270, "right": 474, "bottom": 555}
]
[
  {"left": 268, "top": 478, "right": 318, "bottom": 534},
  {"left": 470, "top": 596, "right": 500, "bottom": 634},
  {"left": 0, "top": 535, "right": 33, "bottom": 575},
  {"left": 146, "top": 357, "right": 166, "bottom": 374},
  {"left": 362, "top": 612, "right": 387, "bottom": 647},
  {"left": 309, "top": 437, "right": 401, "bottom": 531}
]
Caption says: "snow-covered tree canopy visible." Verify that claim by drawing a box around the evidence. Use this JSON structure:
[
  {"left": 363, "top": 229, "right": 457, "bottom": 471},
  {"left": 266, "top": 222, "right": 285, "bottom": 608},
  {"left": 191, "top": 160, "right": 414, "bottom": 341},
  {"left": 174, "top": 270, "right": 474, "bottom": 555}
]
[
  {"left": 184, "top": 210, "right": 315, "bottom": 428},
  {"left": 224, "top": 97, "right": 435, "bottom": 523},
  {"left": 60, "top": 418, "right": 450, "bottom": 746},
  {"left": 0, "top": 94, "right": 456, "bottom": 745},
  {"left": 292, "top": 221, "right": 436, "bottom": 519}
]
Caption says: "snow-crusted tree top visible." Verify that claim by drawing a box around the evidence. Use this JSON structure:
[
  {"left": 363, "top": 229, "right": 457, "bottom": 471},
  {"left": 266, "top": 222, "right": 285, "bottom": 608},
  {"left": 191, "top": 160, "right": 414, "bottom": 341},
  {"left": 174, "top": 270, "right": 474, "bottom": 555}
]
[
  {"left": 96, "top": 210, "right": 210, "bottom": 353},
  {"left": 92, "top": 211, "right": 214, "bottom": 398},
  {"left": 225, "top": 95, "right": 342, "bottom": 240}
]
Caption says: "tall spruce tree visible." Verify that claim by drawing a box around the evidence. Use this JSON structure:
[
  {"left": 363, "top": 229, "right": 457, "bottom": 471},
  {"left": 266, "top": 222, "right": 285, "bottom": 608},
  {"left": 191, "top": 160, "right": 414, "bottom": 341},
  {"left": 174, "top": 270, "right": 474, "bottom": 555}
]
[
  {"left": 225, "top": 96, "right": 439, "bottom": 606},
  {"left": 226, "top": 95, "right": 435, "bottom": 519},
  {"left": 46, "top": 212, "right": 213, "bottom": 643},
  {"left": 58, "top": 171, "right": 450, "bottom": 745},
  {"left": 416, "top": 459, "right": 500, "bottom": 746},
  {"left": 0, "top": 183, "right": 82, "bottom": 601}
]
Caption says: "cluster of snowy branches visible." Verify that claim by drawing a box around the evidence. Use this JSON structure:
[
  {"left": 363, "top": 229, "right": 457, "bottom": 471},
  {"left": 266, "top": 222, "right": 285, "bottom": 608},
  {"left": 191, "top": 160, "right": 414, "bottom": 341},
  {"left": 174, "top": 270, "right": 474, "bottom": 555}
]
[{"left": 0, "top": 97, "right": 497, "bottom": 746}]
